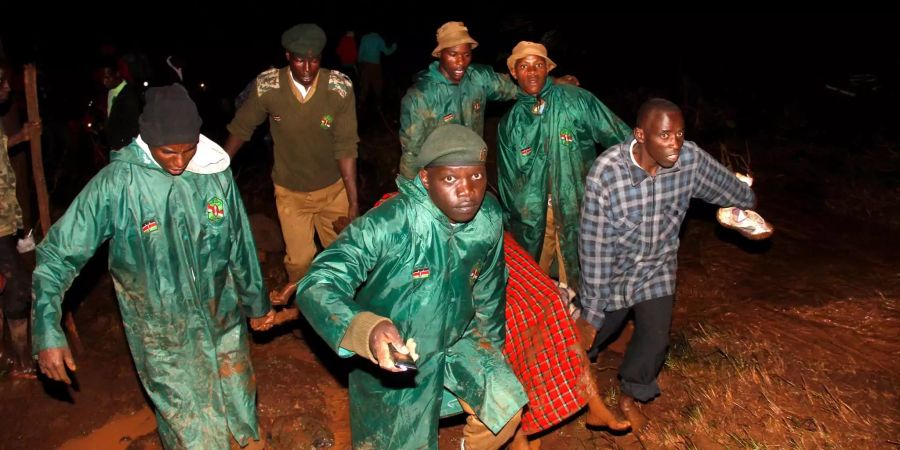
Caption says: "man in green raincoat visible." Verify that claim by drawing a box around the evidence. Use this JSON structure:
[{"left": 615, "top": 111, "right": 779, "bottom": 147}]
[
  {"left": 497, "top": 42, "right": 631, "bottom": 288},
  {"left": 297, "top": 124, "right": 527, "bottom": 450},
  {"left": 32, "top": 84, "right": 275, "bottom": 450},
  {"left": 398, "top": 21, "right": 517, "bottom": 180}
]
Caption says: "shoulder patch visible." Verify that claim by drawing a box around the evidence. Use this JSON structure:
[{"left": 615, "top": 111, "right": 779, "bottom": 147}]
[
  {"left": 328, "top": 70, "right": 353, "bottom": 98},
  {"left": 255, "top": 68, "right": 280, "bottom": 97}
]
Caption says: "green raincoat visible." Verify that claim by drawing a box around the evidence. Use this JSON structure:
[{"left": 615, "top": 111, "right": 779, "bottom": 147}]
[
  {"left": 32, "top": 137, "right": 268, "bottom": 449},
  {"left": 398, "top": 62, "right": 517, "bottom": 179},
  {"left": 497, "top": 79, "right": 631, "bottom": 288},
  {"left": 296, "top": 176, "right": 527, "bottom": 449}
]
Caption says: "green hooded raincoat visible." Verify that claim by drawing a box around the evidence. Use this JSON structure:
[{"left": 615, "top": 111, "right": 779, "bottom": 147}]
[
  {"left": 398, "top": 62, "right": 517, "bottom": 179},
  {"left": 497, "top": 80, "right": 631, "bottom": 287},
  {"left": 32, "top": 137, "right": 268, "bottom": 449},
  {"left": 296, "top": 176, "right": 526, "bottom": 449}
]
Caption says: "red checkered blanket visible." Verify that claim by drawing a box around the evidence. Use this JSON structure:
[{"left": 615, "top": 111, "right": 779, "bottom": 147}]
[
  {"left": 503, "top": 232, "right": 588, "bottom": 433},
  {"left": 373, "top": 194, "right": 588, "bottom": 433}
]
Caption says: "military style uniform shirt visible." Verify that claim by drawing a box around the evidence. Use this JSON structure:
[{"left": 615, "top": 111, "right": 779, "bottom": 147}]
[
  {"left": 0, "top": 129, "right": 23, "bottom": 237},
  {"left": 579, "top": 140, "right": 755, "bottom": 328},
  {"left": 227, "top": 67, "right": 358, "bottom": 192}
]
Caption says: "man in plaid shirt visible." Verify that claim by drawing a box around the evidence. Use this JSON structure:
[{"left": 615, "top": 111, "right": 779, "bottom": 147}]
[{"left": 579, "top": 98, "right": 756, "bottom": 429}]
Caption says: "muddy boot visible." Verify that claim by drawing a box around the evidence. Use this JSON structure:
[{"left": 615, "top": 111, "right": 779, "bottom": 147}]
[
  {"left": 618, "top": 395, "right": 648, "bottom": 432},
  {"left": 585, "top": 394, "right": 631, "bottom": 431},
  {"left": 8, "top": 319, "right": 36, "bottom": 379}
]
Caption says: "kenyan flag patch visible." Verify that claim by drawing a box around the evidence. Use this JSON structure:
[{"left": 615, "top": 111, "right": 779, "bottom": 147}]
[
  {"left": 442, "top": 113, "right": 455, "bottom": 123},
  {"left": 559, "top": 128, "right": 574, "bottom": 145},
  {"left": 141, "top": 219, "right": 159, "bottom": 234},
  {"left": 320, "top": 114, "right": 333, "bottom": 129},
  {"left": 412, "top": 267, "right": 431, "bottom": 279},
  {"left": 520, "top": 147, "right": 532, "bottom": 156},
  {"left": 207, "top": 197, "right": 225, "bottom": 224}
]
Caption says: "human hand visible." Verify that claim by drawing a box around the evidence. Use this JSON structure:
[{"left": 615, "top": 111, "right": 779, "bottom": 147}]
[
  {"left": 9, "top": 120, "right": 42, "bottom": 146},
  {"left": 38, "top": 346, "right": 76, "bottom": 384},
  {"left": 735, "top": 172, "right": 753, "bottom": 187},
  {"left": 368, "top": 322, "right": 411, "bottom": 372},
  {"left": 332, "top": 216, "right": 351, "bottom": 234},
  {"left": 22, "top": 120, "right": 42, "bottom": 138},
  {"left": 554, "top": 75, "right": 580, "bottom": 87}
]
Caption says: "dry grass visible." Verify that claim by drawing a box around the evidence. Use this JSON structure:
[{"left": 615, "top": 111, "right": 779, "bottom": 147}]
[{"left": 615, "top": 316, "right": 899, "bottom": 449}]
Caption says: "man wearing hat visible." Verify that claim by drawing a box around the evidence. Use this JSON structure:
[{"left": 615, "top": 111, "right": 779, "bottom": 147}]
[
  {"left": 33, "top": 84, "right": 275, "bottom": 449},
  {"left": 296, "top": 124, "right": 526, "bottom": 449},
  {"left": 225, "top": 23, "right": 359, "bottom": 285},
  {"left": 497, "top": 41, "right": 630, "bottom": 289},
  {"left": 398, "top": 22, "right": 580, "bottom": 181}
]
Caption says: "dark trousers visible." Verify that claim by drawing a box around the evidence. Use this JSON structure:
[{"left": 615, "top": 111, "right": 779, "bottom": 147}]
[
  {"left": 588, "top": 295, "right": 674, "bottom": 401},
  {"left": 0, "top": 235, "right": 30, "bottom": 320}
]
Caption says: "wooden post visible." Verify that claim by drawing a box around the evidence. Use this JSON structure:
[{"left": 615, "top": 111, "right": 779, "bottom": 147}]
[
  {"left": 22, "top": 65, "right": 50, "bottom": 237},
  {"left": 23, "top": 65, "right": 83, "bottom": 353}
]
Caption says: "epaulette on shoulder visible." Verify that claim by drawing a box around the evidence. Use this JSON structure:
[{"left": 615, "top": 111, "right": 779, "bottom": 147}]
[
  {"left": 255, "top": 68, "right": 280, "bottom": 97},
  {"left": 328, "top": 70, "right": 353, "bottom": 98}
]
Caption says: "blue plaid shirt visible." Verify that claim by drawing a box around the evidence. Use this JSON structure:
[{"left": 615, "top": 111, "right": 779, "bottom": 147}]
[{"left": 579, "top": 140, "right": 755, "bottom": 328}]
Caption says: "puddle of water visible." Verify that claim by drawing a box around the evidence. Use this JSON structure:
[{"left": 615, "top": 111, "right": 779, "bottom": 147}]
[{"left": 59, "top": 406, "right": 156, "bottom": 450}]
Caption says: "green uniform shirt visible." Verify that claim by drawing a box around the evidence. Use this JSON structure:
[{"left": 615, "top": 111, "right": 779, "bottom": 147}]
[{"left": 228, "top": 67, "right": 358, "bottom": 192}]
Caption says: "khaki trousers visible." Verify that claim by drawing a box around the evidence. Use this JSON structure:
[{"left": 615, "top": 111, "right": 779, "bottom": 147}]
[
  {"left": 460, "top": 400, "right": 522, "bottom": 450},
  {"left": 537, "top": 206, "right": 568, "bottom": 285},
  {"left": 274, "top": 179, "right": 348, "bottom": 282}
]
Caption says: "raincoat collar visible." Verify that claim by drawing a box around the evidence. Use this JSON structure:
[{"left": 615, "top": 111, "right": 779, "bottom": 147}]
[
  {"left": 121, "top": 134, "right": 231, "bottom": 174},
  {"left": 515, "top": 76, "right": 555, "bottom": 103},
  {"left": 423, "top": 61, "right": 468, "bottom": 86}
]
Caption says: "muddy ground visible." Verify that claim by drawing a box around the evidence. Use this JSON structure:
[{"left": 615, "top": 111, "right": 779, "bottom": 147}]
[{"left": 1, "top": 102, "right": 898, "bottom": 450}]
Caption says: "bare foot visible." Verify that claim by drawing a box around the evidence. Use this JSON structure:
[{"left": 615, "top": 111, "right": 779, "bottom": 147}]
[
  {"left": 618, "top": 395, "right": 648, "bottom": 432},
  {"left": 585, "top": 396, "right": 631, "bottom": 431}
]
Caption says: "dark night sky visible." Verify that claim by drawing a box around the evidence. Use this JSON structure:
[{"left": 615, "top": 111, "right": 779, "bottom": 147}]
[{"left": 1, "top": 10, "right": 896, "bottom": 137}]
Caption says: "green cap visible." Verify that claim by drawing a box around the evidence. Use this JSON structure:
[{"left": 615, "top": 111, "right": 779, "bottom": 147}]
[
  {"left": 417, "top": 124, "right": 488, "bottom": 170},
  {"left": 281, "top": 24, "right": 326, "bottom": 56}
]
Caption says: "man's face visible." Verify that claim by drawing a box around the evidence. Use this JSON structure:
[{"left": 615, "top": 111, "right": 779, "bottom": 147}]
[
  {"left": 149, "top": 143, "right": 197, "bottom": 176},
  {"left": 101, "top": 67, "right": 122, "bottom": 90},
  {"left": 511, "top": 55, "right": 548, "bottom": 96},
  {"left": 286, "top": 51, "right": 321, "bottom": 88},
  {"left": 420, "top": 165, "right": 487, "bottom": 224},
  {"left": 635, "top": 110, "right": 685, "bottom": 170},
  {"left": 438, "top": 44, "right": 473, "bottom": 84}
]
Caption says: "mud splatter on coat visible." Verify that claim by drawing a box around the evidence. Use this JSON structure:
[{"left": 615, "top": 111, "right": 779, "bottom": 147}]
[
  {"left": 398, "top": 62, "right": 517, "bottom": 179},
  {"left": 497, "top": 79, "right": 630, "bottom": 288},
  {"left": 297, "top": 176, "right": 526, "bottom": 449},
  {"left": 32, "top": 138, "right": 268, "bottom": 449}
]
